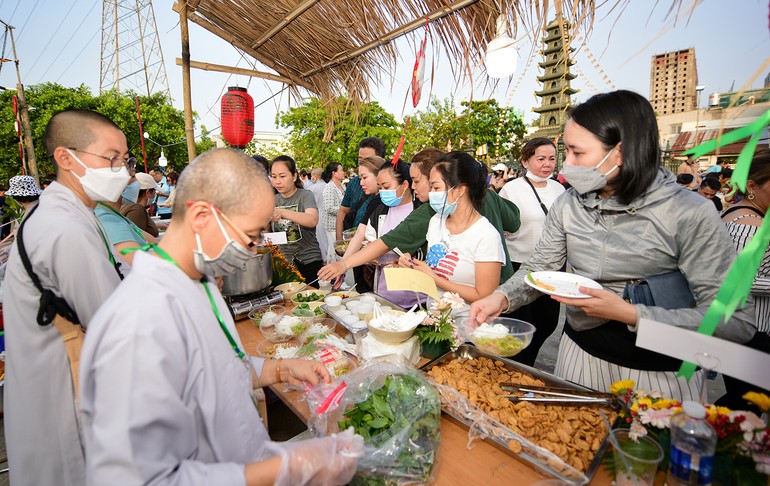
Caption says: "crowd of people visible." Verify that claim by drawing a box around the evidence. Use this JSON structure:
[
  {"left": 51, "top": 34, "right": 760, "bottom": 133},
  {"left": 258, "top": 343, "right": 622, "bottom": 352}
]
[{"left": 0, "top": 89, "right": 767, "bottom": 485}]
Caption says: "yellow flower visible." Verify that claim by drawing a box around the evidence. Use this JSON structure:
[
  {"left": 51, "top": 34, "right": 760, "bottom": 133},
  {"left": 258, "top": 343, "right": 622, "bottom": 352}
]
[
  {"left": 637, "top": 397, "right": 653, "bottom": 409},
  {"left": 652, "top": 399, "right": 678, "bottom": 410},
  {"left": 744, "top": 391, "right": 770, "bottom": 412},
  {"left": 610, "top": 380, "right": 636, "bottom": 395}
]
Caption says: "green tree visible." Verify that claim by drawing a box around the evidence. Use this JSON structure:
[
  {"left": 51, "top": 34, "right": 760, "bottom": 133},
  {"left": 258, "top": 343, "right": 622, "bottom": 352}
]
[
  {"left": 0, "top": 83, "right": 199, "bottom": 183},
  {"left": 402, "top": 97, "right": 528, "bottom": 163},
  {"left": 277, "top": 96, "right": 401, "bottom": 170}
]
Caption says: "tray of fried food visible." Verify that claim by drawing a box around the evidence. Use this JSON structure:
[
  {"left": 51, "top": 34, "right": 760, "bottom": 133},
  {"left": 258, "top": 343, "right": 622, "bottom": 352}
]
[{"left": 422, "top": 344, "right": 617, "bottom": 484}]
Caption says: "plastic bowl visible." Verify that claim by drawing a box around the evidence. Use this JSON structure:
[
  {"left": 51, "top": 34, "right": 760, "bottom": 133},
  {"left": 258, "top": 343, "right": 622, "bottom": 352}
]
[
  {"left": 342, "top": 227, "right": 357, "bottom": 240},
  {"left": 274, "top": 314, "right": 311, "bottom": 338},
  {"left": 334, "top": 239, "right": 350, "bottom": 257},
  {"left": 274, "top": 282, "right": 304, "bottom": 299},
  {"left": 304, "top": 317, "right": 337, "bottom": 338},
  {"left": 328, "top": 355, "right": 357, "bottom": 378},
  {"left": 248, "top": 305, "right": 287, "bottom": 338},
  {"left": 367, "top": 311, "right": 416, "bottom": 344},
  {"left": 291, "top": 289, "right": 327, "bottom": 304},
  {"left": 460, "top": 317, "right": 535, "bottom": 357},
  {"left": 292, "top": 301, "right": 327, "bottom": 319},
  {"left": 256, "top": 336, "right": 303, "bottom": 359}
]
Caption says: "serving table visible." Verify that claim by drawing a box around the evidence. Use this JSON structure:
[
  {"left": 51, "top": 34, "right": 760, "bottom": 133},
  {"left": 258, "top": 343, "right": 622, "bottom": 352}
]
[{"left": 235, "top": 317, "right": 613, "bottom": 485}]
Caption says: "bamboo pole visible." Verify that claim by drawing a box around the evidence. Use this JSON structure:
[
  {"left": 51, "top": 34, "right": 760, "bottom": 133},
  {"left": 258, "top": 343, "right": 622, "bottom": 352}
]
[
  {"left": 179, "top": 1, "right": 196, "bottom": 162},
  {"left": 175, "top": 58, "right": 292, "bottom": 84},
  {"left": 302, "top": 0, "right": 479, "bottom": 78},
  {"left": 250, "top": 0, "right": 319, "bottom": 50},
  {"left": 3, "top": 21, "right": 38, "bottom": 185}
]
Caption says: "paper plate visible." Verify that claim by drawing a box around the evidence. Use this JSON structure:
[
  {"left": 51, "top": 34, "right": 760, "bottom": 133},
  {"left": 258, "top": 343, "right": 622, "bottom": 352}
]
[{"left": 524, "top": 271, "right": 602, "bottom": 299}]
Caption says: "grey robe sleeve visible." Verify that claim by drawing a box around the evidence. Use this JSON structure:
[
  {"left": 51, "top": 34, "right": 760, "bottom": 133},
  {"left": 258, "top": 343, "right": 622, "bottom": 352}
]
[
  {"left": 496, "top": 193, "right": 568, "bottom": 312},
  {"left": 82, "top": 312, "right": 247, "bottom": 486}
]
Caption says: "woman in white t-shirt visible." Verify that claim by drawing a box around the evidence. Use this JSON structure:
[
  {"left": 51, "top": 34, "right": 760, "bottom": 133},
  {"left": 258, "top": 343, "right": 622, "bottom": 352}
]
[
  {"left": 498, "top": 138, "right": 565, "bottom": 364},
  {"left": 398, "top": 151, "right": 504, "bottom": 303}
]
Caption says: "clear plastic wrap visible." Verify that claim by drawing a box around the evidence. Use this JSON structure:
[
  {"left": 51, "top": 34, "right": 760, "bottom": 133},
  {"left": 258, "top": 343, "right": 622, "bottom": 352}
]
[
  {"left": 426, "top": 377, "right": 588, "bottom": 484},
  {"left": 307, "top": 359, "right": 441, "bottom": 485}
]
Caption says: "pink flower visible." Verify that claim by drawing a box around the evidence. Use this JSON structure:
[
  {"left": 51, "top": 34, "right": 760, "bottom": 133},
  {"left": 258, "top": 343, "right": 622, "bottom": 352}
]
[
  {"left": 730, "top": 411, "right": 765, "bottom": 442},
  {"left": 628, "top": 420, "right": 648, "bottom": 440},
  {"left": 639, "top": 408, "right": 675, "bottom": 429}
]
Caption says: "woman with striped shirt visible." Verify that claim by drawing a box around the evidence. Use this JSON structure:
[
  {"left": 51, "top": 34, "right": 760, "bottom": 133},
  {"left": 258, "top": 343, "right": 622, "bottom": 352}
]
[{"left": 718, "top": 148, "right": 770, "bottom": 410}]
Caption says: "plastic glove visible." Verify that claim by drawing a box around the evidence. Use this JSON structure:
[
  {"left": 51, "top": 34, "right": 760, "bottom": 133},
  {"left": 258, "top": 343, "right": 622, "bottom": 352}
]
[{"left": 268, "top": 427, "right": 364, "bottom": 486}]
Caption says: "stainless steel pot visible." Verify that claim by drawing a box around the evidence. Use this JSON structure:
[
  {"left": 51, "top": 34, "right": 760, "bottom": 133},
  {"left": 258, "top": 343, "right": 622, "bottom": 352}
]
[{"left": 221, "top": 248, "right": 273, "bottom": 296}]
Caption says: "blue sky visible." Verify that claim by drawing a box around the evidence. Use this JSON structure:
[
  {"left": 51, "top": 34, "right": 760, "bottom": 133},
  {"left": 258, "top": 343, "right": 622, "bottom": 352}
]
[{"left": 1, "top": 0, "right": 769, "bottom": 138}]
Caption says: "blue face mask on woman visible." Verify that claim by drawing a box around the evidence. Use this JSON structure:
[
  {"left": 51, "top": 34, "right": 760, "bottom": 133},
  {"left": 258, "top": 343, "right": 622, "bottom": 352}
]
[
  {"left": 429, "top": 188, "right": 458, "bottom": 216},
  {"left": 379, "top": 184, "right": 406, "bottom": 207}
]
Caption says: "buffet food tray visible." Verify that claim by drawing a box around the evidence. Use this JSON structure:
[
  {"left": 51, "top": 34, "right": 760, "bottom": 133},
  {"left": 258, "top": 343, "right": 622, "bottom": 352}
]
[
  {"left": 322, "top": 292, "right": 402, "bottom": 332},
  {"left": 421, "top": 345, "right": 616, "bottom": 485}
]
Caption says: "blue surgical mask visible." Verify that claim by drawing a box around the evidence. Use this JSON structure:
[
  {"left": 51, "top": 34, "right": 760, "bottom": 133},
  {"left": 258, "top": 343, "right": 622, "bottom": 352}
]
[
  {"left": 379, "top": 185, "right": 406, "bottom": 207},
  {"left": 429, "top": 189, "right": 458, "bottom": 216}
]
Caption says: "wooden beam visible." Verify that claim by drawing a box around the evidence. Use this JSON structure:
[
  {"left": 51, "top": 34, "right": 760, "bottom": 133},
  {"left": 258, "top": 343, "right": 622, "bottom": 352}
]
[
  {"left": 179, "top": 1, "right": 197, "bottom": 161},
  {"left": 175, "top": 58, "right": 293, "bottom": 84},
  {"left": 251, "top": 0, "right": 319, "bottom": 50},
  {"left": 172, "top": 4, "right": 314, "bottom": 93},
  {"left": 302, "top": 0, "right": 479, "bottom": 78}
]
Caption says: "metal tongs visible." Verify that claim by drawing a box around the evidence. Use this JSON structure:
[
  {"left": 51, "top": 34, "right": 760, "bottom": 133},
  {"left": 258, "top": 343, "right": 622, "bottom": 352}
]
[{"left": 499, "top": 383, "right": 621, "bottom": 409}]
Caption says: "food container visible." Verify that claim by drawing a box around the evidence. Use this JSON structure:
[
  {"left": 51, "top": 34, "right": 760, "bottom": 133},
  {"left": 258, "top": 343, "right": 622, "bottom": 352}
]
[
  {"left": 220, "top": 247, "right": 272, "bottom": 296},
  {"left": 421, "top": 345, "right": 616, "bottom": 484},
  {"left": 256, "top": 336, "right": 302, "bottom": 358},
  {"left": 291, "top": 289, "right": 327, "bottom": 304},
  {"left": 291, "top": 301, "right": 327, "bottom": 319},
  {"left": 458, "top": 317, "right": 535, "bottom": 357},
  {"left": 274, "top": 281, "right": 304, "bottom": 299},
  {"left": 327, "top": 354, "right": 356, "bottom": 378},
  {"left": 248, "top": 304, "right": 286, "bottom": 338},
  {"left": 341, "top": 227, "right": 357, "bottom": 240},
  {"left": 367, "top": 312, "right": 418, "bottom": 344},
  {"left": 304, "top": 317, "right": 337, "bottom": 338},
  {"left": 275, "top": 313, "right": 311, "bottom": 338},
  {"left": 323, "top": 293, "right": 402, "bottom": 332},
  {"left": 334, "top": 239, "right": 350, "bottom": 257}
]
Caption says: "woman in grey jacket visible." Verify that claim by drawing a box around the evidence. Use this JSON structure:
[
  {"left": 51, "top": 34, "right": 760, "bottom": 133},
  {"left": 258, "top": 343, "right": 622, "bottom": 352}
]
[{"left": 470, "top": 90, "right": 756, "bottom": 401}]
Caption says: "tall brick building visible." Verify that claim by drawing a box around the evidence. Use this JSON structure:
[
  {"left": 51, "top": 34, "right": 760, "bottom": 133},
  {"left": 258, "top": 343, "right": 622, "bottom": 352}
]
[{"left": 649, "top": 48, "right": 699, "bottom": 115}]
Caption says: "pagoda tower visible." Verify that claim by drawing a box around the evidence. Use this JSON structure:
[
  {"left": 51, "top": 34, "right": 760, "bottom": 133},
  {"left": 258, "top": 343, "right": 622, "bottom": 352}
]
[{"left": 532, "top": 19, "right": 578, "bottom": 140}]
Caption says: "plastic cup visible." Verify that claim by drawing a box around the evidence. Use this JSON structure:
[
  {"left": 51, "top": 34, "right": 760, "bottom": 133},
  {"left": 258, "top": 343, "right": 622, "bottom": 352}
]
[{"left": 611, "top": 429, "right": 663, "bottom": 486}]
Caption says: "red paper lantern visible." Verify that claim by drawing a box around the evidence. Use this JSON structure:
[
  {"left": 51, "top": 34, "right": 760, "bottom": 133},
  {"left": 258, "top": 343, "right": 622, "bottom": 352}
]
[{"left": 221, "top": 87, "right": 255, "bottom": 148}]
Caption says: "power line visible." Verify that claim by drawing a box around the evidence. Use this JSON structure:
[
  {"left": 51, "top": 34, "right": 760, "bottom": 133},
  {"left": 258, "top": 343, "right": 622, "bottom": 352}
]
[
  {"left": 55, "top": 26, "right": 100, "bottom": 83},
  {"left": 36, "top": 0, "right": 98, "bottom": 83},
  {"left": 15, "top": 0, "right": 42, "bottom": 43},
  {"left": 7, "top": 1, "right": 20, "bottom": 25},
  {"left": 25, "top": 1, "right": 80, "bottom": 78}
]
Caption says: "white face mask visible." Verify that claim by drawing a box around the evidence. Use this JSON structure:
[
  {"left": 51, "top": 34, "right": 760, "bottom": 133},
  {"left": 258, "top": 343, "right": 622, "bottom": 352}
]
[
  {"left": 560, "top": 148, "right": 618, "bottom": 194},
  {"left": 67, "top": 149, "right": 130, "bottom": 202},
  {"left": 193, "top": 206, "right": 256, "bottom": 277},
  {"left": 525, "top": 170, "right": 551, "bottom": 183}
]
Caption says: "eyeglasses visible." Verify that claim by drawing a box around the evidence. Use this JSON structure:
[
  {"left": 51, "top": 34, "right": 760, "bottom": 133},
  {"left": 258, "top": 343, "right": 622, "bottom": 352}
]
[
  {"left": 186, "top": 201, "right": 260, "bottom": 251},
  {"left": 68, "top": 148, "right": 137, "bottom": 172}
]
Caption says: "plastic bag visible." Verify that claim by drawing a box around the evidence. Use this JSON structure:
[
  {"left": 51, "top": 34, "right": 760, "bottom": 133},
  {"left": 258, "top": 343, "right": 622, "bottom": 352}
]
[{"left": 307, "top": 359, "right": 441, "bottom": 485}]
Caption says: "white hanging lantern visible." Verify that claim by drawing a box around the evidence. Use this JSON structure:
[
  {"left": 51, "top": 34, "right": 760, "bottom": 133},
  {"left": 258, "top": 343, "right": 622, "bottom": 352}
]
[{"left": 485, "top": 15, "right": 517, "bottom": 78}]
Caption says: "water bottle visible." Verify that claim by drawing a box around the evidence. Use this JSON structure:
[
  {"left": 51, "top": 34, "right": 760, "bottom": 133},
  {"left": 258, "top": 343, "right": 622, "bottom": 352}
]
[{"left": 667, "top": 401, "right": 717, "bottom": 486}]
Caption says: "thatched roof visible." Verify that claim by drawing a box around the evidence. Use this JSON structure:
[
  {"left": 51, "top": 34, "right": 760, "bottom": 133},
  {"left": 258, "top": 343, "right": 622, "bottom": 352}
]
[{"left": 173, "top": 0, "right": 605, "bottom": 108}]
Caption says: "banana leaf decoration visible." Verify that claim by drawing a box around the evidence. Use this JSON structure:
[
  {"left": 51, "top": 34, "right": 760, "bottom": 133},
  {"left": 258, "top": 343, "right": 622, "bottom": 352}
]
[{"left": 677, "top": 109, "right": 770, "bottom": 379}]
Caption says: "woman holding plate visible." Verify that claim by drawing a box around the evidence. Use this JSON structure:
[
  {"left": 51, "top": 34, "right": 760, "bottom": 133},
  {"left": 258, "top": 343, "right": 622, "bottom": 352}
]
[{"left": 469, "top": 90, "right": 756, "bottom": 401}]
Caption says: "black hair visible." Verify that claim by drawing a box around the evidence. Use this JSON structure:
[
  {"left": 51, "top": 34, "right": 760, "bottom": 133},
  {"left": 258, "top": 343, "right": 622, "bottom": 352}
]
[
  {"left": 568, "top": 90, "right": 659, "bottom": 205},
  {"left": 700, "top": 178, "right": 721, "bottom": 192},
  {"left": 270, "top": 155, "right": 303, "bottom": 189},
  {"left": 676, "top": 173, "right": 694, "bottom": 185},
  {"left": 742, "top": 148, "right": 770, "bottom": 195},
  {"left": 11, "top": 195, "right": 39, "bottom": 203},
  {"left": 721, "top": 167, "right": 733, "bottom": 179},
  {"left": 358, "top": 137, "right": 386, "bottom": 158},
  {"left": 300, "top": 169, "right": 309, "bottom": 178},
  {"left": 703, "top": 172, "right": 721, "bottom": 182},
  {"left": 251, "top": 154, "right": 270, "bottom": 173},
  {"left": 520, "top": 137, "right": 556, "bottom": 164},
  {"left": 323, "top": 162, "right": 342, "bottom": 183},
  {"left": 410, "top": 148, "right": 444, "bottom": 177},
  {"left": 432, "top": 151, "right": 488, "bottom": 212},
  {"left": 378, "top": 160, "right": 412, "bottom": 187}
]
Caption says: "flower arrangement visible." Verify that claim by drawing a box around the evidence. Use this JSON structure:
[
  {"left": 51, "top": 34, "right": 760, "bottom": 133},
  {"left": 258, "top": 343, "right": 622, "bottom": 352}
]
[
  {"left": 266, "top": 243, "right": 303, "bottom": 285},
  {"left": 609, "top": 380, "right": 770, "bottom": 482},
  {"left": 414, "top": 293, "right": 464, "bottom": 353}
]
